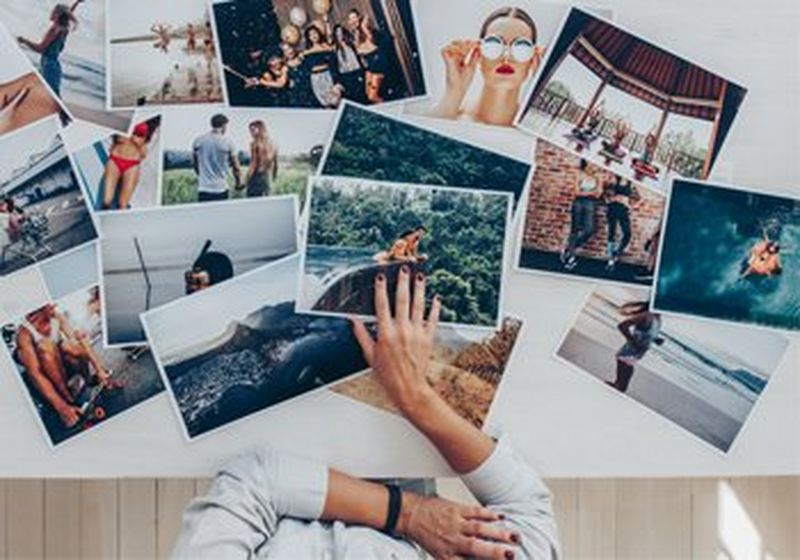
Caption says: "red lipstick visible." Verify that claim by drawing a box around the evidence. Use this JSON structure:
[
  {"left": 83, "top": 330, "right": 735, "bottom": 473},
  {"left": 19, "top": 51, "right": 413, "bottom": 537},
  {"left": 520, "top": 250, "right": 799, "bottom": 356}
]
[{"left": 496, "top": 64, "right": 515, "bottom": 75}]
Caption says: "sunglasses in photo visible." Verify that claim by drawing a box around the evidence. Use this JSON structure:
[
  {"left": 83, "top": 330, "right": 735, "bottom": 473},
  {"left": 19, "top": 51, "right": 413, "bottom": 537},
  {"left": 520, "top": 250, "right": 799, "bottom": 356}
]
[{"left": 479, "top": 35, "right": 536, "bottom": 63}]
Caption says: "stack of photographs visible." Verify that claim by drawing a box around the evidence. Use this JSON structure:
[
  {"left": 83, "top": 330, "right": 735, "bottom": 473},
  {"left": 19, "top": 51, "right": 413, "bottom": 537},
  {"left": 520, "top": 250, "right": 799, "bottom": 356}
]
[{"left": 0, "top": 1, "right": 794, "bottom": 458}]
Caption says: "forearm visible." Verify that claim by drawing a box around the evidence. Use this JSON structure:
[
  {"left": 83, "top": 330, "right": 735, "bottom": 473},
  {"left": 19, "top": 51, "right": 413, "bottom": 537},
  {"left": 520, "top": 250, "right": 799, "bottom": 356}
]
[
  {"left": 405, "top": 390, "right": 495, "bottom": 474},
  {"left": 321, "top": 470, "right": 390, "bottom": 529},
  {"left": 431, "top": 89, "right": 466, "bottom": 119}
]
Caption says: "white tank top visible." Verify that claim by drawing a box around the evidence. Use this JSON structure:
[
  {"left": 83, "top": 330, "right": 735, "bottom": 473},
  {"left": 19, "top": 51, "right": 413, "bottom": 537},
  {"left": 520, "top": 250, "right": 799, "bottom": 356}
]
[{"left": 21, "top": 318, "right": 61, "bottom": 345}]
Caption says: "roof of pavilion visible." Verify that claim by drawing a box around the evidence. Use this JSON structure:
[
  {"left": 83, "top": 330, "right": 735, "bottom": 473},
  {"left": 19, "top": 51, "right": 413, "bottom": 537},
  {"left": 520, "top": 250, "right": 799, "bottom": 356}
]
[{"left": 569, "top": 19, "right": 728, "bottom": 120}]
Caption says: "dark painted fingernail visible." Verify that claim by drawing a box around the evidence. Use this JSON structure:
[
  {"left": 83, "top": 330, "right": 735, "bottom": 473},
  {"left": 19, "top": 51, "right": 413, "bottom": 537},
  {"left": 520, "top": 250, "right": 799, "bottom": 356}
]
[
  {"left": 376, "top": 274, "right": 385, "bottom": 283},
  {"left": 416, "top": 273, "right": 424, "bottom": 282},
  {"left": 498, "top": 513, "right": 506, "bottom": 520},
  {"left": 505, "top": 551, "right": 515, "bottom": 560},
  {"left": 510, "top": 533, "right": 520, "bottom": 544},
  {"left": 401, "top": 265, "right": 410, "bottom": 275}
]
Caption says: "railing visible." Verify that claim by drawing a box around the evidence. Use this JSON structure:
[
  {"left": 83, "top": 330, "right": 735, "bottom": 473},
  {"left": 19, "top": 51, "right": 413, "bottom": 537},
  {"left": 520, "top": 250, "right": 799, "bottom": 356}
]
[{"left": 531, "top": 90, "right": 705, "bottom": 178}]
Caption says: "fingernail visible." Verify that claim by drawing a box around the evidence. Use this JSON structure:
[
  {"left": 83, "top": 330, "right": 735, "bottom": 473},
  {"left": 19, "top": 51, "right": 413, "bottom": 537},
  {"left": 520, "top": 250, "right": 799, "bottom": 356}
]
[
  {"left": 510, "top": 533, "right": 520, "bottom": 544},
  {"left": 498, "top": 513, "right": 506, "bottom": 520},
  {"left": 505, "top": 551, "right": 515, "bottom": 560},
  {"left": 401, "top": 265, "right": 410, "bottom": 275},
  {"left": 416, "top": 273, "right": 424, "bottom": 282},
  {"left": 376, "top": 273, "right": 385, "bottom": 283}
]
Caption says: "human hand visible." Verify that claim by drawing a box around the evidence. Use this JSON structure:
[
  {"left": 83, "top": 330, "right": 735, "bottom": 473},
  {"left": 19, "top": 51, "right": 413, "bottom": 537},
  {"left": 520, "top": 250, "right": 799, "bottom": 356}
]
[
  {"left": 398, "top": 493, "right": 519, "bottom": 560},
  {"left": 440, "top": 39, "right": 480, "bottom": 97},
  {"left": 57, "top": 404, "right": 82, "bottom": 428},
  {"left": 351, "top": 266, "right": 440, "bottom": 416}
]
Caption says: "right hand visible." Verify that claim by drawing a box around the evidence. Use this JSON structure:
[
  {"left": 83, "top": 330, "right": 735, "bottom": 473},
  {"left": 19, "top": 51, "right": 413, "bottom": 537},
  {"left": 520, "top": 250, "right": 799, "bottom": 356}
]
[
  {"left": 398, "top": 493, "right": 519, "bottom": 560},
  {"left": 57, "top": 405, "right": 82, "bottom": 428},
  {"left": 440, "top": 39, "right": 480, "bottom": 98}
]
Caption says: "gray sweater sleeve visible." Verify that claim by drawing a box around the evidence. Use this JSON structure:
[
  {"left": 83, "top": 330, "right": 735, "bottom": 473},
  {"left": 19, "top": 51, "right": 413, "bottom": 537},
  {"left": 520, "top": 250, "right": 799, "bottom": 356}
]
[{"left": 461, "top": 437, "right": 561, "bottom": 560}]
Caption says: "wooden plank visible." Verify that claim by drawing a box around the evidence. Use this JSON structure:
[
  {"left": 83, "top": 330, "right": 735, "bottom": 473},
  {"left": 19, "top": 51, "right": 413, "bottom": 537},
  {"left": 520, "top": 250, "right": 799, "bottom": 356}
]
[
  {"left": 616, "top": 478, "right": 691, "bottom": 559},
  {"left": 156, "top": 479, "right": 196, "bottom": 560},
  {"left": 194, "top": 478, "right": 213, "bottom": 497},
  {"left": 0, "top": 480, "right": 7, "bottom": 560},
  {"left": 730, "top": 477, "right": 800, "bottom": 560},
  {"left": 545, "top": 479, "right": 578, "bottom": 559},
  {"left": 80, "top": 480, "right": 118, "bottom": 560},
  {"left": 119, "top": 479, "right": 156, "bottom": 560},
  {"left": 577, "top": 479, "right": 616, "bottom": 559},
  {"left": 690, "top": 478, "right": 722, "bottom": 558},
  {"left": 44, "top": 480, "right": 81, "bottom": 560},
  {"left": 6, "top": 479, "right": 44, "bottom": 560}
]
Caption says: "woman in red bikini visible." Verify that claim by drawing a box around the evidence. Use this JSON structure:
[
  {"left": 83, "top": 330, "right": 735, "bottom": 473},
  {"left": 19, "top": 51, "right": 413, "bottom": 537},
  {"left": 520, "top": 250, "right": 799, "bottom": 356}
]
[{"left": 102, "top": 119, "right": 159, "bottom": 210}]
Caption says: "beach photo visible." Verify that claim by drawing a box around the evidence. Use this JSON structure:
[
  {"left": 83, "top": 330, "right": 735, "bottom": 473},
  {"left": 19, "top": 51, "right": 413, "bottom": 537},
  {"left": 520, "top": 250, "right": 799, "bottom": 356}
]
[
  {"left": 0, "top": 118, "right": 97, "bottom": 278},
  {"left": 1, "top": 0, "right": 133, "bottom": 131},
  {"left": 516, "top": 8, "right": 747, "bottom": 191},
  {"left": 332, "top": 316, "right": 523, "bottom": 429},
  {"left": 98, "top": 196, "right": 298, "bottom": 346},
  {"left": 106, "top": 0, "right": 225, "bottom": 109},
  {"left": 517, "top": 139, "right": 665, "bottom": 285},
  {"left": 212, "top": 0, "right": 426, "bottom": 109},
  {"left": 142, "top": 255, "right": 370, "bottom": 439},
  {"left": 299, "top": 176, "right": 512, "bottom": 329},
  {"left": 557, "top": 286, "right": 789, "bottom": 453},
  {"left": 1, "top": 284, "right": 163, "bottom": 447},
  {"left": 320, "top": 102, "right": 532, "bottom": 208},
  {"left": 0, "top": 25, "right": 70, "bottom": 138},
  {"left": 72, "top": 115, "right": 162, "bottom": 211},
  {"left": 161, "top": 107, "right": 334, "bottom": 206},
  {"left": 653, "top": 180, "right": 800, "bottom": 332}
]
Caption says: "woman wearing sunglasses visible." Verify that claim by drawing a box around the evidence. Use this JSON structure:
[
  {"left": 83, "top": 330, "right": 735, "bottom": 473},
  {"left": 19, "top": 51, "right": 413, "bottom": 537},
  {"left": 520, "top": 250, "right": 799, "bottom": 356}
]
[{"left": 430, "top": 7, "right": 544, "bottom": 127}]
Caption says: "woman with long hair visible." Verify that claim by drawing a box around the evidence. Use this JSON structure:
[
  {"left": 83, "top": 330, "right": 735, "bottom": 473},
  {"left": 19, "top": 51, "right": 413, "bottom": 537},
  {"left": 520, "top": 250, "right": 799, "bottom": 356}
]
[
  {"left": 346, "top": 9, "right": 384, "bottom": 104},
  {"left": 608, "top": 301, "right": 663, "bottom": 393},
  {"left": 302, "top": 26, "right": 342, "bottom": 108},
  {"left": 245, "top": 120, "right": 279, "bottom": 198},
  {"left": 374, "top": 226, "right": 428, "bottom": 264},
  {"left": 430, "top": 7, "right": 544, "bottom": 126},
  {"left": 102, "top": 119, "right": 160, "bottom": 210},
  {"left": 17, "top": 0, "right": 84, "bottom": 96},
  {"left": 332, "top": 24, "right": 367, "bottom": 104}
]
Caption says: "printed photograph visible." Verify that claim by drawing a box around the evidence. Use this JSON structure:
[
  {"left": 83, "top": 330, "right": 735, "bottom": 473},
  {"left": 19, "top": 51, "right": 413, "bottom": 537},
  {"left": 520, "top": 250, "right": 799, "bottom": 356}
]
[
  {"left": 517, "top": 139, "right": 665, "bottom": 285},
  {"left": 0, "top": 25, "right": 70, "bottom": 138},
  {"left": 98, "top": 196, "right": 298, "bottom": 346},
  {"left": 557, "top": 286, "right": 789, "bottom": 452},
  {"left": 106, "top": 0, "right": 225, "bottom": 109},
  {"left": 143, "top": 255, "right": 370, "bottom": 439},
  {"left": 72, "top": 115, "right": 163, "bottom": 211},
  {"left": 1, "top": 0, "right": 133, "bottom": 131},
  {"left": 320, "top": 103, "right": 532, "bottom": 208},
  {"left": 0, "top": 118, "right": 97, "bottom": 277},
  {"left": 405, "top": 2, "right": 563, "bottom": 128},
  {"left": 299, "top": 176, "right": 512, "bottom": 329},
  {"left": 653, "top": 180, "right": 800, "bottom": 332},
  {"left": 161, "top": 107, "right": 334, "bottom": 206},
  {"left": 332, "top": 316, "right": 523, "bottom": 429},
  {"left": 516, "top": 8, "right": 747, "bottom": 191},
  {"left": 1, "top": 284, "right": 164, "bottom": 446},
  {"left": 212, "top": 0, "right": 426, "bottom": 109}
]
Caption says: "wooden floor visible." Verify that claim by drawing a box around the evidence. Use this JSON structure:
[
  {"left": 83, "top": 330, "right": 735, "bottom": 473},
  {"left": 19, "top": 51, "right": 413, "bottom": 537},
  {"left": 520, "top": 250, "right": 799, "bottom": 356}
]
[{"left": 0, "top": 477, "right": 797, "bottom": 559}]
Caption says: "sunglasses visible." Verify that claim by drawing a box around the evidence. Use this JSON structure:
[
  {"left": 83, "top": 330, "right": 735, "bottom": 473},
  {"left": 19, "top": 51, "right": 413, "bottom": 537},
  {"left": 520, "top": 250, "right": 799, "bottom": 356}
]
[{"left": 480, "top": 35, "right": 536, "bottom": 63}]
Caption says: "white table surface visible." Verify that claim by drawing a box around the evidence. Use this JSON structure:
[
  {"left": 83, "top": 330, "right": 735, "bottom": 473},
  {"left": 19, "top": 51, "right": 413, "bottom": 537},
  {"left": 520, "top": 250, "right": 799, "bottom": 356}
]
[{"left": 0, "top": 0, "right": 798, "bottom": 478}]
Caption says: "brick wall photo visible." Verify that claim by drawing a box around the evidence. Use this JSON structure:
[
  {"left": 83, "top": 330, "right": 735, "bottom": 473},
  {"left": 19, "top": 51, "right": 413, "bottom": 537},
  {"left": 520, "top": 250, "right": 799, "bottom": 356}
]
[{"left": 522, "top": 140, "right": 666, "bottom": 266}]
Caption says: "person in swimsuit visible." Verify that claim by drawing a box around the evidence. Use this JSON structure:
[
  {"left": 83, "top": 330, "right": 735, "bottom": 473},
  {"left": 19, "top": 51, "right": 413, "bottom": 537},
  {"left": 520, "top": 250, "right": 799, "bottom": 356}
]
[
  {"left": 17, "top": 0, "right": 84, "bottom": 97},
  {"left": 185, "top": 240, "right": 234, "bottom": 294},
  {"left": 102, "top": 119, "right": 160, "bottom": 210},
  {"left": 347, "top": 9, "right": 384, "bottom": 104},
  {"left": 561, "top": 159, "right": 602, "bottom": 271},
  {"left": 302, "top": 26, "right": 343, "bottom": 108},
  {"left": 604, "top": 176, "right": 635, "bottom": 271},
  {"left": 431, "top": 7, "right": 544, "bottom": 126},
  {"left": 151, "top": 23, "right": 173, "bottom": 54},
  {"left": 246, "top": 120, "right": 278, "bottom": 198},
  {"left": 741, "top": 231, "right": 783, "bottom": 279},
  {"left": 333, "top": 24, "right": 368, "bottom": 104},
  {"left": 15, "top": 303, "right": 119, "bottom": 429},
  {"left": 607, "top": 301, "right": 663, "bottom": 393},
  {"left": 374, "top": 226, "right": 428, "bottom": 264}
]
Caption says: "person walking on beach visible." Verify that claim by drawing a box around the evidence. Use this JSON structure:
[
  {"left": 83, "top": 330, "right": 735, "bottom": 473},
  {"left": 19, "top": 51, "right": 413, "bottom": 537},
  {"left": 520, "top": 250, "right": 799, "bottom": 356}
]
[
  {"left": 192, "top": 114, "right": 242, "bottom": 202},
  {"left": 561, "top": 159, "right": 602, "bottom": 271},
  {"left": 17, "top": 0, "right": 84, "bottom": 96},
  {"left": 607, "top": 301, "right": 663, "bottom": 393},
  {"left": 173, "top": 267, "right": 560, "bottom": 559},
  {"left": 246, "top": 120, "right": 278, "bottom": 198}
]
